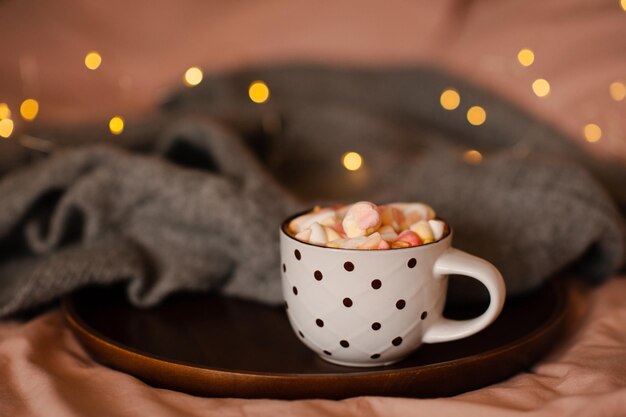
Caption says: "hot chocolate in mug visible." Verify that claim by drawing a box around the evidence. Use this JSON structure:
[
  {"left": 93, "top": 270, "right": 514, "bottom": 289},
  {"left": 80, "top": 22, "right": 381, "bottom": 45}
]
[{"left": 280, "top": 212, "right": 506, "bottom": 367}]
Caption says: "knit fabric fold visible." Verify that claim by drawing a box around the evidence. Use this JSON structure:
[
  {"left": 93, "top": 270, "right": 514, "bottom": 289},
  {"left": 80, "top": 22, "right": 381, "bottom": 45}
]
[{"left": 0, "top": 66, "right": 623, "bottom": 317}]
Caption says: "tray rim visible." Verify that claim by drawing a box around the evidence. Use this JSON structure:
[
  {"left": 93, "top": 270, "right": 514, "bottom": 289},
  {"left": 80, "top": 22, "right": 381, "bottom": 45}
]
[{"left": 62, "top": 279, "right": 568, "bottom": 380}]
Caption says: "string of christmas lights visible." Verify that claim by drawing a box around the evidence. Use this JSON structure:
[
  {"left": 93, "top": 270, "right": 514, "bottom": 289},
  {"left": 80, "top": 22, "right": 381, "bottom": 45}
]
[{"left": 0, "top": 1, "right": 624, "bottom": 174}]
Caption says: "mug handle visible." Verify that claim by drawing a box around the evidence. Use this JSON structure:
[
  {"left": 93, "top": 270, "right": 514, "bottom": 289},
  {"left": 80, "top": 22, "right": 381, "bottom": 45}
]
[{"left": 422, "top": 248, "right": 506, "bottom": 344}]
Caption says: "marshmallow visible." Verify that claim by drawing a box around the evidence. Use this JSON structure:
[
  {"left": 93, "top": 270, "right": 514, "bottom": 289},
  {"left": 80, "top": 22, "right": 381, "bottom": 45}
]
[
  {"left": 309, "top": 222, "right": 328, "bottom": 245},
  {"left": 342, "top": 201, "right": 382, "bottom": 238},
  {"left": 377, "top": 240, "right": 391, "bottom": 250},
  {"left": 379, "top": 205, "right": 405, "bottom": 232},
  {"left": 378, "top": 225, "right": 398, "bottom": 242},
  {"left": 290, "top": 201, "right": 446, "bottom": 249},
  {"left": 408, "top": 203, "right": 435, "bottom": 220},
  {"left": 332, "top": 222, "right": 346, "bottom": 237},
  {"left": 340, "top": 236, "right": 369, "bottom": 249},
  {"left": 410, "top": 220, "right": 434, "bottom": 244},
  {"left": 295, "top": 229, "right": 311, "bottom": 242},
  {"left": 428, "top": 219, "right": 446, "bottom": 241},
  {"left": 358, "top": 232, "right": 382, "bottom": 249},
  {"left": 289, "top": 208, "right": 336, "bottom": 233},
  {"left": 403, "top": 211, "right": 422, "bottom": 229},
  {"left": 324, "top": 226, "right": 342, "bottom": 242},
  {"left": 391, "top": 241, "right": 410, "bottom": 249},
  {"left": 392, "top": 202, "right": 435, "bottom": 227},
  {"left": 396, "top": 230, "right": 422, "bottom": 247},
  {"left": 326, "top": 239, "right": 346, "bottom": 248}
]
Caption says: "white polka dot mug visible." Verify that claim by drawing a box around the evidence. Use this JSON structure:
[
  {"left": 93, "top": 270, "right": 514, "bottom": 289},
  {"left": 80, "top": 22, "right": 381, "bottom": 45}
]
[{"left": 280, "top": 214, "right": 506, "bottom": 367}]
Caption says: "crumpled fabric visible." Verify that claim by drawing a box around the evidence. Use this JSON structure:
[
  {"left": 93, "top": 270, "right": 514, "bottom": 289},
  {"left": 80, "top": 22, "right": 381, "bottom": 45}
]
[{"left": 0, "top": 65, "right": 624, "bottom": 317}]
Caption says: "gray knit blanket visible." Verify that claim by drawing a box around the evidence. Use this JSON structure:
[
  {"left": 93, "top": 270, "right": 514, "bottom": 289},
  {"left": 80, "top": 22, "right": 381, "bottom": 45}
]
[{"left": 0, "top": 65, "right": 624, "bottom": 317}]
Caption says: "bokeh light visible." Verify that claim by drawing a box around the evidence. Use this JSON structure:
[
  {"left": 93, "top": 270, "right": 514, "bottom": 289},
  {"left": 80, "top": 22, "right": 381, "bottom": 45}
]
[
  {"left": 342, "top": 151, "right": 363, "bottom": 171},
  {"left": 84, "top": 52, "right": 102, "bottom": 70},
  {"left": 183, "top": 67, "right": 203, "bottom": 87},
  {"left": 463, "top": 149, "right": 483, "bottom": 164},
  {"left": 467, "top": 106, "right": 487, "bottom": 126},
  {"left": 109, "top": 116, "right": 124, "bottom": 135},
  {"left": 517, "top": 48, "right": 535, "bottom": 67},
  {"left": 440, "top": 88, "right": 461, "bottom": 110},
  {"left": 532, "top": 79, "right": 551, "bottom": 97},
  {"left": 0, "top": 103, "right": 10, "bottom": 120},
  {"left": 609, "top": 81, "right": 626, "bottom": 101},
  {"left": 20, "top": 99, "right": 39, "bottom": 121},
  {"left": 0, "top": 119, "right": 14, "bottom": 138},
  {"left": 583, "top": 123, "right": 602, "bottom": 143},
  {"left": 621, "top": 0, "right": 626, "bottom": 11},
  {"left": 249, "top": 81, "right": 270, "bottom": 104}
]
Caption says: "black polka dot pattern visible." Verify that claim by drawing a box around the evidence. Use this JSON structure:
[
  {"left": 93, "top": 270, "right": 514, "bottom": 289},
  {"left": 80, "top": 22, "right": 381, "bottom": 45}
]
[{"left": 284, "top": 257, "right": 429, "bottom": 362}]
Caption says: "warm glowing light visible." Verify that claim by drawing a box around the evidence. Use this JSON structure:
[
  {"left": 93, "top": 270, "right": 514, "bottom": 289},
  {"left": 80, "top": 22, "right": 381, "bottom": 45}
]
[
  {"left": 463, "top": 149, "right": 483, "bottom": 164},
  {"left": 0, "top": 119, "right": 14, "bottom": 138},
  {"left": 467, "top": 106, "right": 487, "bottom": 126},
  {"left": 249, "top": 81, "right": 270, "bottom": 104},
  {"left": 109, "top": 116, "right": 124, "bottom": 135},
  {"left": 20, "top": 99, "right": 39, "bottom": 121},
  {"left": 0, "top": 103, "right": 10, "bottom": 120},
  {"left": 440, "top": 88, "right": 461, "bottom": 110},
  {"left": 584, "top": 124, "right": 602, "bottom": 143},
  {"left": 342, "top": 151, "right": 363, "bottom": 171},
  {"left": 532, "top": 79, "right": 551, "bottom": 98},
  {"left": 609, "top": 81, "right": 626, "bottom": 101},
  {"left": 84, "top": 51, "right": 102, "bottom": 70},
  {"left": 183, "top": 67, "right": 203, "bottom": 87},
  {"left": 621, "top": 0, "right": 626, "bottom": 11},
  {"left": 517, "top": 48, "right": 535, "bottom": 67}
]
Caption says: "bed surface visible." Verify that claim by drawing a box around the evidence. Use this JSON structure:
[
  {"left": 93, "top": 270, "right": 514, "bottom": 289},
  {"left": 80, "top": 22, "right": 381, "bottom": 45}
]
[
  {"left": 1, "top": 1, "right": 625, "bottom": 414},
  {"left": 1, "top": 277, "right": 624, "bottom": 416}
]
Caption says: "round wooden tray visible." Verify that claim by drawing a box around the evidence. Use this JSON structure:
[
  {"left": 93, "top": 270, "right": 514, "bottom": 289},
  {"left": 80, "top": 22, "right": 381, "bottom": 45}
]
[{"left": 62, "top": 280, "right": 568, "bottom": 399}]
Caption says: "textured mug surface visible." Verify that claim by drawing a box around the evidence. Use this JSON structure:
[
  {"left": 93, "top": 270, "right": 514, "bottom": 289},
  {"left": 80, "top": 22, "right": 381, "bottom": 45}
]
[{"left": 280, "top": 214, "right": 506, "bottom": 367}]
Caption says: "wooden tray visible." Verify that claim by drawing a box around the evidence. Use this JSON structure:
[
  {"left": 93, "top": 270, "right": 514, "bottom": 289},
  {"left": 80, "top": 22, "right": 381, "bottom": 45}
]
[{"left": 62, "top": 280, "right": 568, "bottom": 399}]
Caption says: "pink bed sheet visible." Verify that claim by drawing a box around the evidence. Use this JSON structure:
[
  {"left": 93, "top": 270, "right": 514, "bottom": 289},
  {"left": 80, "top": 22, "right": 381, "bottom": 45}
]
[{"left": 0, "top": 277, "right": 625, "bottom": 416}]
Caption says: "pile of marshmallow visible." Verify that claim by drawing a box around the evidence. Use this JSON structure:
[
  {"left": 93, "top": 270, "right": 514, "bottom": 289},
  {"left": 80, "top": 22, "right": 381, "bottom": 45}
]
[{"left": 287, "top": 201, "right": 448, "bottom": 250}]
